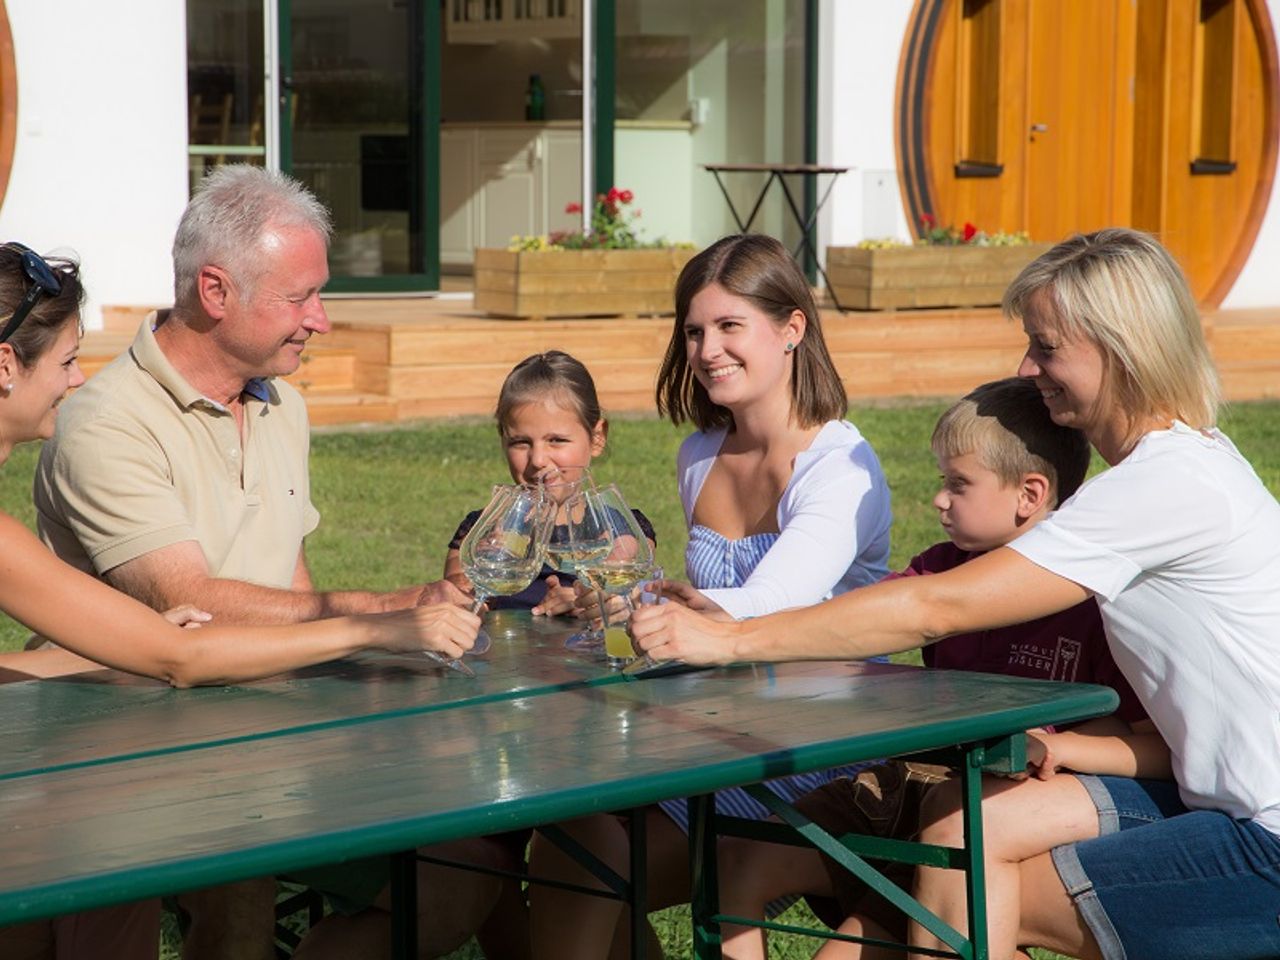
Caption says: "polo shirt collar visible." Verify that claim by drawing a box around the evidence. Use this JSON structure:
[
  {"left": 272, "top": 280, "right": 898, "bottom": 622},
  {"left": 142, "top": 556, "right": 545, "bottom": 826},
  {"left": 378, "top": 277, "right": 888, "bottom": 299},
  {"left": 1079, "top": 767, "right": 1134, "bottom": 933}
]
[{"left": 133, "top": 310, "right": 280, "bottom": 412}]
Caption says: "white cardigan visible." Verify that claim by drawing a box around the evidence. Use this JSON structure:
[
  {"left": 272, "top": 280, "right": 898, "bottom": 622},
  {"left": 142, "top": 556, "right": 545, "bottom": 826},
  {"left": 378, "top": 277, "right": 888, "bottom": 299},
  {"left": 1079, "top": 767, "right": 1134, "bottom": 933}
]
[{"left": 677, "top": 420, "right": 892, "bottom": 620}]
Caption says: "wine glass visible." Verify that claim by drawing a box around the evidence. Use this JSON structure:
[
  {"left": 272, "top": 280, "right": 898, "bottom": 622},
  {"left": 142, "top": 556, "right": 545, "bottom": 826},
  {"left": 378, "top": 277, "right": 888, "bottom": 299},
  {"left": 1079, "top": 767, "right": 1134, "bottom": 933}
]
[
  {"left": 551, "top": 479, "right": 616, "bottom": 650},
  {"left": 448, "top": 483, "right": 554, "bottom": 674},
  {"left": 573, "top": 484, "right": 654, "bottom": 664},
  {"left": 540, "top": 466, "right": 596, "bottom": 576}
]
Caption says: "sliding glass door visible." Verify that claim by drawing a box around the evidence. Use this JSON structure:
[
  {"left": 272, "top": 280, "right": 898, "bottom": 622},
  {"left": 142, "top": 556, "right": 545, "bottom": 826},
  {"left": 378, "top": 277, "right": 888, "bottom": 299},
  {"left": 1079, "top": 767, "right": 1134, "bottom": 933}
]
[
  {"left": 278, "top": 0, "right": 438, "bottom": 289},
  {"left": 187, "top": 0, "right": 439, "bottom": 289}
]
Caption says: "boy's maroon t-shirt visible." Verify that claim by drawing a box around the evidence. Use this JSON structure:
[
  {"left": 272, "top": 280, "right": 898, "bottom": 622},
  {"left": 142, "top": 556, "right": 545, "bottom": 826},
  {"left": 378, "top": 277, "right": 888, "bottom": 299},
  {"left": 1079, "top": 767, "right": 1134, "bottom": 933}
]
[{"left": 888, "top": 541, "right": 1147, "bottom": 724}]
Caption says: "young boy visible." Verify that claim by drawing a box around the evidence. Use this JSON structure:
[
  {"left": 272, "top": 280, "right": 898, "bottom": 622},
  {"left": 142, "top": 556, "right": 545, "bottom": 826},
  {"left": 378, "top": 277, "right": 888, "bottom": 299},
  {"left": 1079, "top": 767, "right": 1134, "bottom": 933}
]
[{"left": 715, "top": 377, "right": 1169, "bottom": 960}]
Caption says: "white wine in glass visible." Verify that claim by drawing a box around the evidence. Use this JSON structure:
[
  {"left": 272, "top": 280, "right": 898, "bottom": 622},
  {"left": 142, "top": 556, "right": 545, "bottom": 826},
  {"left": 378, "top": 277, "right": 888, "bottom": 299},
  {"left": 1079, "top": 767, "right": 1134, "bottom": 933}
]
[
  {"left": 572, "top": 484, "right": 654, "bottom": 665},
  {"left": 452, "top": 483, "right": 554, "bottom": 673}
]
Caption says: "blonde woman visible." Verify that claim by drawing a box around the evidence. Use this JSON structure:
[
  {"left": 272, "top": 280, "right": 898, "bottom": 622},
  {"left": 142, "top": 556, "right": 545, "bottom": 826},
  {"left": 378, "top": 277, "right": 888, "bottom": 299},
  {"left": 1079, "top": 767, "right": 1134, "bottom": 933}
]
[{"left": 631, "top": 228, "right": 1280, "bottom": 960}]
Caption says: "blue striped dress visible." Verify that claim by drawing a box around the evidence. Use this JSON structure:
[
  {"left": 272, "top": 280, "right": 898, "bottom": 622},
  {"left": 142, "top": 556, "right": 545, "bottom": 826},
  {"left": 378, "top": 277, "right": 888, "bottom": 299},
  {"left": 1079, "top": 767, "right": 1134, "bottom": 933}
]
[{"left": 657, "top": 524, "right": 874, "bottom": 834}]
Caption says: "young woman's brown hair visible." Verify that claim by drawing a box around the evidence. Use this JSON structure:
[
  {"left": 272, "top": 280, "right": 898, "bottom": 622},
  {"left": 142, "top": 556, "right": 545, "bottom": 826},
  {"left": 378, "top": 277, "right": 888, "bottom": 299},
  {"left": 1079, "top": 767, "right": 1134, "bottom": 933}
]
[{"left": 655, "top": 234, "right": 846, "bottom": 431}]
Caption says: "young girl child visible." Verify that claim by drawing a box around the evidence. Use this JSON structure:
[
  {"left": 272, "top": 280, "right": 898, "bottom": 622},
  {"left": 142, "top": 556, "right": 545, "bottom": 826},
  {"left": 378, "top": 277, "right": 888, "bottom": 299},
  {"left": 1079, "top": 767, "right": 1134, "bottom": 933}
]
[
  {"left": 528, "top": 234, "right": 894, "bottom": 959},
  {"left": 443, "top": 349, "right": 657, "bottom": 615}
]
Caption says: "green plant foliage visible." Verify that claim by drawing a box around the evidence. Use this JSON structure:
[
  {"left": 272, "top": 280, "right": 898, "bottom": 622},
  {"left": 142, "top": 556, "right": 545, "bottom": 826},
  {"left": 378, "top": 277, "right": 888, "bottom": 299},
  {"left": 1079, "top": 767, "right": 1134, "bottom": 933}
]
[
  {"left": 858, "top": 213, "right": 1032, "bottom": 250},
  {"left": 509, "top": 188, "right": 690, "bottom": 251}
]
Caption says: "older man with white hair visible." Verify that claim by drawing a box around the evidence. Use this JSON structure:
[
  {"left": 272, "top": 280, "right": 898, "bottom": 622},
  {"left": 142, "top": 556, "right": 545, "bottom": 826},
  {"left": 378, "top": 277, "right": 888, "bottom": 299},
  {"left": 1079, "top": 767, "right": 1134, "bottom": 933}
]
[{"left": 34, "top": 166, "right": 503, "bottom": 960}]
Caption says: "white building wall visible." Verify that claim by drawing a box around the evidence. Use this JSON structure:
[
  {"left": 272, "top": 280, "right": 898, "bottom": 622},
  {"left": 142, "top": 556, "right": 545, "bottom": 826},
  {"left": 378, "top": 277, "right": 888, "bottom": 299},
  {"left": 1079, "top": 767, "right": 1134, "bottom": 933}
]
[
  {"left": 0, "top": 0, "right": 1273, "bottom": 320},
  {"left": 1221, "top": 1, "right": 1280, "bottom": 308},
  {"left": 0, "top": 0, "right": 188, "bottom": 330},
  {"left": 817, "top": 0, "right": 915, "bottom": 255}
]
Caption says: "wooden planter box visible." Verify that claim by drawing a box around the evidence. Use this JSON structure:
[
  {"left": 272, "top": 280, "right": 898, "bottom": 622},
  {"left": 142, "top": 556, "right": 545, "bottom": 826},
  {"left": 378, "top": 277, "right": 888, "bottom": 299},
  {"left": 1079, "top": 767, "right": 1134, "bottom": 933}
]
[
  {"left": 826, "top": 243, "right": 1053, "bottom": 310},
  {"left": 473, "top": 247, "right": 696, "bottom": 319}
]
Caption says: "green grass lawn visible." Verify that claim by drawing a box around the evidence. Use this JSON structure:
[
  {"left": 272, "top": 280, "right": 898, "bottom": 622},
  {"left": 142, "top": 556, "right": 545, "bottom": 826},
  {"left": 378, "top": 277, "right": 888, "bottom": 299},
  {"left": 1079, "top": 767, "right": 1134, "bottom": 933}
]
[{"left": 5, "top": 399, "right": 1279, "bottom": 958}]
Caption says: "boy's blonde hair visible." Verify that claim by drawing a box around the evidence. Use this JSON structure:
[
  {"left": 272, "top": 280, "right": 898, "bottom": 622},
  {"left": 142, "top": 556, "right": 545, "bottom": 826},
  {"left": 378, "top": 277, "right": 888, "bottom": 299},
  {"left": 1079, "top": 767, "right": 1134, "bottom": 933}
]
[
  {"left": 932, "top": 378, "right": 1091, "bottom": 506},
  {"left": 1003, "top": 228, "right": 1220, "bottom": 441}
]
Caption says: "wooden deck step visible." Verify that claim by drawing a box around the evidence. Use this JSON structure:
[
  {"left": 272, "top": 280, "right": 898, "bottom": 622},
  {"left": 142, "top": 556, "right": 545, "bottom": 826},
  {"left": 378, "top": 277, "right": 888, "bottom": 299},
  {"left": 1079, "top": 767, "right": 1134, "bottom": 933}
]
[
  {"left": 85, "top": 298, "right": 1280, "bottom": 426},
  {"left": 284, "top": 350, "right": 358, "bottom": 394},
  {"left": 77, "top": 327, "right": 398, "bottom": 422},
  {"left": 304, "top": 392, "right": 400, "bottom": 426},
  {"left": 78, "top": 336, "right": 364, "bottom": 395}
]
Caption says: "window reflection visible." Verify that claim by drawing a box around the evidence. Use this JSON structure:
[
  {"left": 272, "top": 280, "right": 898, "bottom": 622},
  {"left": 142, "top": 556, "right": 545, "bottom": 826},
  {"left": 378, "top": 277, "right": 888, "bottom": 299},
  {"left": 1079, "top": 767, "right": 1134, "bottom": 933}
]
[{"left": 186, "top": 0, "right": 267, "bottom": 191}]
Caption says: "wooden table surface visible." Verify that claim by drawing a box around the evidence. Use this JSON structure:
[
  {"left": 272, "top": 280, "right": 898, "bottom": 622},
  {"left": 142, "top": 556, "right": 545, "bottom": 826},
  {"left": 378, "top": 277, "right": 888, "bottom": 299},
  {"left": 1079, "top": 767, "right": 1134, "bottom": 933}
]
[{"left": 0, "top": 611, "right": 1118, "bottom": 933}]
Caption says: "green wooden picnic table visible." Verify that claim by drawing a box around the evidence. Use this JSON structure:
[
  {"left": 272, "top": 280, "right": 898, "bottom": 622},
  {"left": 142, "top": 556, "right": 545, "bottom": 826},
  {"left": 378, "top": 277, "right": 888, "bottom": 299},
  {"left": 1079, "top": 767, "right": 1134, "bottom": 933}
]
[{"left": 0, "top": 611, "right": 1117, "bottom": 960}]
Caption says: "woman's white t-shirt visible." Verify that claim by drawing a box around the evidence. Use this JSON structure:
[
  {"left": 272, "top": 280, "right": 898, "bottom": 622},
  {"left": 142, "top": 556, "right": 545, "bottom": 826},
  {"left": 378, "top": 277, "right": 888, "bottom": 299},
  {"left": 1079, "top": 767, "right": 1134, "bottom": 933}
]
[{"left": 1008, "top": 422, "right": 1280, "bottom": 833}]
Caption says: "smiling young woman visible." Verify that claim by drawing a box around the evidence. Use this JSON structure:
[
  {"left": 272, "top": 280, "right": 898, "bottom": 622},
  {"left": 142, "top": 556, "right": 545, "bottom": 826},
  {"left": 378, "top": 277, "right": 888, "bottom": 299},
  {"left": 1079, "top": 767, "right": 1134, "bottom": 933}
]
[{"left": 527, "top": 234, "right": 895, "bottom": 960}]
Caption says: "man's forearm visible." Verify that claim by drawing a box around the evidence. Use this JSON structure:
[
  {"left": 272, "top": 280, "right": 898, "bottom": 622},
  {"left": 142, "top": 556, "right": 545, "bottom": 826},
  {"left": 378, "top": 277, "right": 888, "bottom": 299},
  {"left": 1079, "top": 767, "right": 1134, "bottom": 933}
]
[
  {"left": 108, "top": 572, "right": 412, "bottom": 626},
  {"left": 315, "top": 586, "right": 418, "bottom": 618}
]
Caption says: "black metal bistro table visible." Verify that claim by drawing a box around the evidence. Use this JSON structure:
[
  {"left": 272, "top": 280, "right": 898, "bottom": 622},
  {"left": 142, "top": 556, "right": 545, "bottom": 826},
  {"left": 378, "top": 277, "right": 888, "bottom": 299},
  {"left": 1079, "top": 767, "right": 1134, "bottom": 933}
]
[{"left": 703, "top": 162, "right": 850, "bottom": 309}]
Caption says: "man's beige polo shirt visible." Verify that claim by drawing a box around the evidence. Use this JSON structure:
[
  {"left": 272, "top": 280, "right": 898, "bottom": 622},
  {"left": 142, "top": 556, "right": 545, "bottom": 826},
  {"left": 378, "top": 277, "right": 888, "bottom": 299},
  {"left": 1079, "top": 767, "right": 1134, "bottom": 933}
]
[{"left": 34, "top": 312, "right": 320, "bottom": 588}]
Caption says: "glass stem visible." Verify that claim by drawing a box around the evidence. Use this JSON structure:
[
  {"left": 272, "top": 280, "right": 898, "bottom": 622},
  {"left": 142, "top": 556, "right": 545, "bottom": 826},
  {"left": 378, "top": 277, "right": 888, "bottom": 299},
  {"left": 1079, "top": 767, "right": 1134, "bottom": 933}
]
[{"left": 594, "top": 588, "right": 608, "bottom": 636}]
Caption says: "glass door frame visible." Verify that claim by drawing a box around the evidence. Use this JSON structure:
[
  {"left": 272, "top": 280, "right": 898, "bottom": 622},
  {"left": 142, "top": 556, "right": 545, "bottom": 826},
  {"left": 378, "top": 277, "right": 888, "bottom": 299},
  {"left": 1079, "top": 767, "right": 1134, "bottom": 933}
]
[
  {"left": 262, "top": 0, "right": 817, "bottom": 291},
  {"left": 273, "top": 0, "right": 440, "bottom": 292}
]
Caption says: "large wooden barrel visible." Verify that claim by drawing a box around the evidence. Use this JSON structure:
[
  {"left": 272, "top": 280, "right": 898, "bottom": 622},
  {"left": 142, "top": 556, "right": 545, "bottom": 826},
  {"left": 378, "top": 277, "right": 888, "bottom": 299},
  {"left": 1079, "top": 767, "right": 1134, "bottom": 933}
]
[{"left": 897, "top": 0, "right": 1278, "bottom": 306}]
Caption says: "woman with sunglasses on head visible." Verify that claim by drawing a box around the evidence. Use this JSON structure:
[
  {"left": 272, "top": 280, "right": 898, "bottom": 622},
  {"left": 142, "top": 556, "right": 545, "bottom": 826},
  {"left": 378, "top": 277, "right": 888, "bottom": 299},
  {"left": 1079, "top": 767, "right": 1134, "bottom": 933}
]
[{"left": 0, "top": 244, "right": 479, "bottom": 959}]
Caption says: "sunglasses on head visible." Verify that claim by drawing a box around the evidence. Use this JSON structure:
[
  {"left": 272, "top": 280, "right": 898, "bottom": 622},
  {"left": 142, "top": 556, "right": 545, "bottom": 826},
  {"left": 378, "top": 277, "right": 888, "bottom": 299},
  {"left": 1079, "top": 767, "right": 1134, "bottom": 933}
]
[{"left": 0, "top": 243, "right": 62, "bottom": 344}]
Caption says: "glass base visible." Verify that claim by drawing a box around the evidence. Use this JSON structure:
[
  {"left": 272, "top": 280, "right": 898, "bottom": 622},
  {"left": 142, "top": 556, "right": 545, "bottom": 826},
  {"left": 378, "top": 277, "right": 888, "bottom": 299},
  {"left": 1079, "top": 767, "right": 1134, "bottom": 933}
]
[{"left": 564, "top": 627, "right": 604, "bottom": 651}]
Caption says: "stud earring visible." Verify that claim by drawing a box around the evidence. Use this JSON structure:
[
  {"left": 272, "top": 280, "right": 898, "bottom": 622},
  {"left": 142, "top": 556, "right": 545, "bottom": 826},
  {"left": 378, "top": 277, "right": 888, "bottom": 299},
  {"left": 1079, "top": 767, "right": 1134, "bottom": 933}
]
[
  {"left": 784, "top": 342, "right": 795, "bottom": 354},
  {"left": 3, "top": 383, "right": 12, "bottom": 394}
]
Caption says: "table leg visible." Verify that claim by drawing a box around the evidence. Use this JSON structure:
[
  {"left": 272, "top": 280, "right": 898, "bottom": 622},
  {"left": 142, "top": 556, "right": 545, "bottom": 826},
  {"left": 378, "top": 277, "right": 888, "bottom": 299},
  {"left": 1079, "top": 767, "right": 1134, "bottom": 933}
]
[
  {"left": 708, "top": 170, "right": 750, "bottom": 233},
  {"left": 531, "top": 811, "right": 649, "bottom": 959},
  {"left": 707, "top": 169, "right": 775, "bottom": 235},
  {"left": 741, "top": 172, "right": 779, "bottom": 234},
  {"left": 962, "top": 745, "right": 991, "bottom": 960},
  {"left": 628, "top": 807, "right": 649, "bottom": 960},
  {"left": 775, "top": 174, "right": 846, "bottom": 311},
  {"left": 688, "top": 794, "right": 723, "bottom": 960},
  {"left": 390, "top": 849, "right": 418, "bottom": 960}
]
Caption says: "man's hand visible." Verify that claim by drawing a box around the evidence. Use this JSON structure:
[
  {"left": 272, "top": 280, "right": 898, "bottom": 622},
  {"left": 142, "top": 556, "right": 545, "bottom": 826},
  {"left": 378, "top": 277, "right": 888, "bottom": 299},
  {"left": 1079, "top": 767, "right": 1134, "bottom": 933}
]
[
  {"left": 414, "top": 579, "right": 471, "bottom": 608},
  {"left": 628, "top": 601, "right": 740, "bottom": 665},
  {"left": 570, "top": 581, "right": 629, "bottom": 627}
]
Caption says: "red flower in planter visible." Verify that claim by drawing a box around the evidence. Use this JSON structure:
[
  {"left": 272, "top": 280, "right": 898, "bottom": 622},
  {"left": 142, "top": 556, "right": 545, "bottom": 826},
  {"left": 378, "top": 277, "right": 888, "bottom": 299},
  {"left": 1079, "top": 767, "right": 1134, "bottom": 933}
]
[
  {"left": 511, "top": 187, "right": 681, "bottom": 250},
  {"left": 962, "top": 222, "right": 978, "bottom": 242}
]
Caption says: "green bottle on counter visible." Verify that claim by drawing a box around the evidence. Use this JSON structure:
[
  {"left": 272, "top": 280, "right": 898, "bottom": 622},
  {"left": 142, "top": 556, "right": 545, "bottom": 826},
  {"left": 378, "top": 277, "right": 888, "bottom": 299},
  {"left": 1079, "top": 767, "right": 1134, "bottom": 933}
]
[{"left": 525, "top": 73, "right": 545, "bottom": 122}]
